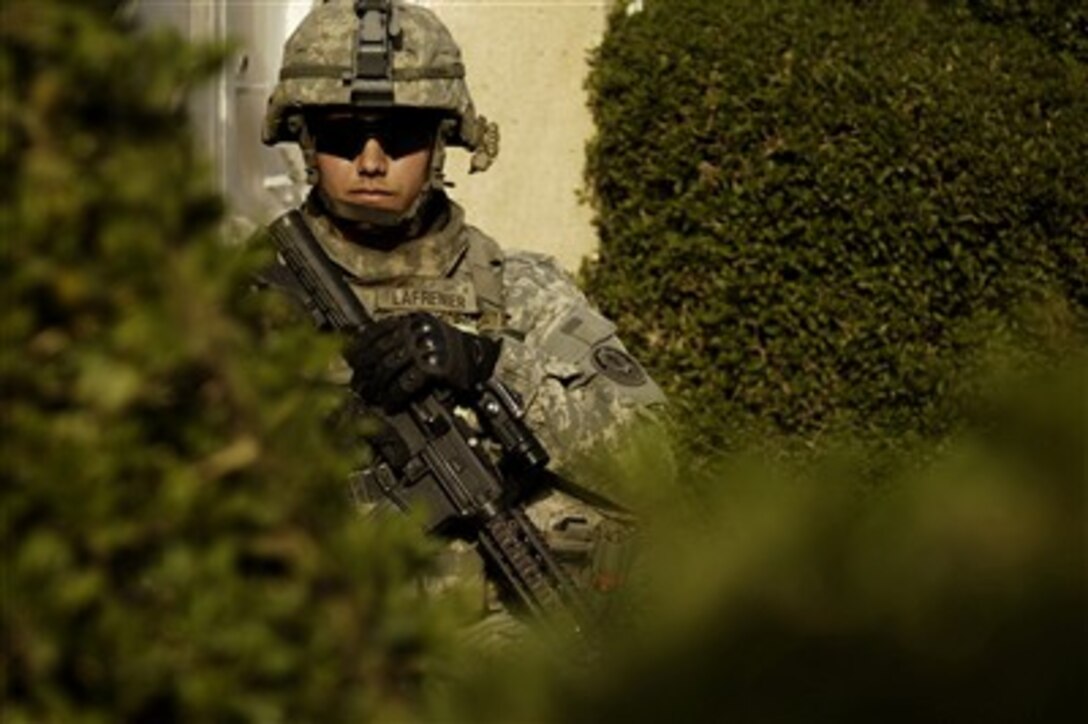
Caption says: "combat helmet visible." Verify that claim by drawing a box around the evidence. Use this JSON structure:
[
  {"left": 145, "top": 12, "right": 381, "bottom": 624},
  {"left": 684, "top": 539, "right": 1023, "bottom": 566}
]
[{"left": 263, "top": 0, "right": 499, "bottom": 228}]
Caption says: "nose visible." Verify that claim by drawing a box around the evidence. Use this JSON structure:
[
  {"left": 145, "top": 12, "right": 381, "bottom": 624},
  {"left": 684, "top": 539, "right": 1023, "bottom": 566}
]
[{"left": 354, "top": 137, "right": 388, "bottom": 176}]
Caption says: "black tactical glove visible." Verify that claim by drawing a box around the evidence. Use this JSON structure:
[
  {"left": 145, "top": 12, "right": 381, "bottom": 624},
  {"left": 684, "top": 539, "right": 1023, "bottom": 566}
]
[{"left": 345, "top": 312, "right": 501, "bottom": 411}]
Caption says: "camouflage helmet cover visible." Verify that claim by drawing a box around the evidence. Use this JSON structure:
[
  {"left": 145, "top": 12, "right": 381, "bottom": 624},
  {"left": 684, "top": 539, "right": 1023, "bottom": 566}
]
[{"left": 263, "top": 0, "right": 496, "bottom": 166}]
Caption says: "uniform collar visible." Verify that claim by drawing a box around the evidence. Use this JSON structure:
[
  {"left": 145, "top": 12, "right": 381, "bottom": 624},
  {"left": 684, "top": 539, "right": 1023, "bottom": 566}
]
[{"left": 303, "top": 194, "right": 469, "bottom": 283}]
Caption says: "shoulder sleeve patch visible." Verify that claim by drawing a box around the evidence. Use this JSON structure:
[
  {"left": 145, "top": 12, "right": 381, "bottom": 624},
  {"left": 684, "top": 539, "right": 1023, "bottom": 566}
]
[
  {"left": 540, "top": 309, "right": 616, "bottom": 363},
  {"left": 591, "top": 346, "right": 647, "bottom": 387}
]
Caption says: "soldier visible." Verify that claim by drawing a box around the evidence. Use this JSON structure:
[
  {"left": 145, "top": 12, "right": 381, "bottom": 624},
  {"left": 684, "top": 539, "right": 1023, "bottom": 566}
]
[{"left": 259, "top": 0, "right": 670, "bottom": 645}]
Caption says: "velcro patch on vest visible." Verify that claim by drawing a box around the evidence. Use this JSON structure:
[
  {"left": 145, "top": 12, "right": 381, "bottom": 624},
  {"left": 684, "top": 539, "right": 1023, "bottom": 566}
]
[{"left": 374, "top": 280, "right": 479, "bottom": 315}]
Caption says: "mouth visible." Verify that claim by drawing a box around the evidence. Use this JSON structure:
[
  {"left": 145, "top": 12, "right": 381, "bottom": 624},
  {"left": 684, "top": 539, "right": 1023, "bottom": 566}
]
[{"left": 348, "top": 188, "right": 394, "bottom": 200}]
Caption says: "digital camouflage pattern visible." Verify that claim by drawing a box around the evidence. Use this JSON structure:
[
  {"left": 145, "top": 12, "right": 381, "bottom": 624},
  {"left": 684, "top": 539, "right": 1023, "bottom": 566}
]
[
  {"left": 263, "top": 0, "right": 498, "bottom": 169},
  {"left": 497, "top": 253, "right": 669, "bottom": 473},
  {"left": 258, "top": 0, "right": 670, "bottom": 640},
  {"left": 297, "top": 192, "right": 669, "bottom": 482},
  {"left": 303, "top": 201, "right": 473, "bottom": 285},
  {"left": 264, "top": 193, "right": 671, "bottom": 630}
]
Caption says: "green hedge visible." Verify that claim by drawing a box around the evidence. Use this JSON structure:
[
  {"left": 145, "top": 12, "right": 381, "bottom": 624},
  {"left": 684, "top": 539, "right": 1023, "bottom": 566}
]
[
  {"left": 434, "top": 352, "right": 1087, "bottom": 722},
  {"left": 952, "top": 0, "right": 1088, "bottom": 61},
  {"left": 3, "top": 4, "right": 1082, "bottom": 719},
  {"left": 583, "top": 0, "right": 1088, "bottom": 450},
  {"left": 1, "top": 2, "right": 455, "bottom": 719}
]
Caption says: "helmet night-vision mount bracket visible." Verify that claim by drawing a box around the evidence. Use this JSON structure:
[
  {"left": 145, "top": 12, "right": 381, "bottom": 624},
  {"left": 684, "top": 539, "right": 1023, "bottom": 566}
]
[{"left": 345, "top": 0, "right": 402, "bottom": 108}]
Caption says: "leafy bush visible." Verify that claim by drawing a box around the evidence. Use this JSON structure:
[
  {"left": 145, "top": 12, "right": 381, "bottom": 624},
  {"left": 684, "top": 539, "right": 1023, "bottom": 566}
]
[
  {"left": 583, "top": 0, "right": 1088, "bottom": 451},
  {"left": 3, "top": 2, "right": 1082, "bottom": 720},
  {"left": 433, "top": 349, "right": 1087, "bottom": 722},
  {"left": 951, "top": 0, "right": 1088, "bottom": 61},
  {"left": 1, "top": 2, "right": 455, "bottom": 720}
]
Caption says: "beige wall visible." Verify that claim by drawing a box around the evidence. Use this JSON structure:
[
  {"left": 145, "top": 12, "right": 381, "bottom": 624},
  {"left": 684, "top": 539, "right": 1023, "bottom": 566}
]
[
  {"left": 138, "top": 0, "right": 610, "bottom": 269},
  {"left": 423, "top": 1, "right": 609, "bottom": 272}
]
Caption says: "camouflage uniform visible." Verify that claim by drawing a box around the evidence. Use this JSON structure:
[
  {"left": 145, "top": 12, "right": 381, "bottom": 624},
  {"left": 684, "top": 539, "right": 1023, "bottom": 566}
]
[{"left": 260, "top": 0, "right": 670, "bottom": 638}]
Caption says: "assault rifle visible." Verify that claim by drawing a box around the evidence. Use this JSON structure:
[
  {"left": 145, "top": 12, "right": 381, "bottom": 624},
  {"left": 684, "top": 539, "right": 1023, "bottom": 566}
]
[{"left": 267, "top": 210, "right": 593, "bottom": 634}]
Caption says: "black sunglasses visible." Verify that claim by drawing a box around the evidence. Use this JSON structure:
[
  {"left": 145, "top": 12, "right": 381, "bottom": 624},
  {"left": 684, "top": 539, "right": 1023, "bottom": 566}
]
[{"left": 311, "top": 111, "right": 438, "bottom": 160}]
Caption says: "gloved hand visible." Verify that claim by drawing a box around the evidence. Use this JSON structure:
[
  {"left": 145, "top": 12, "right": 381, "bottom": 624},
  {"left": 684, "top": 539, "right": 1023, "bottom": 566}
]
[{"left": 345, "top": 312, "right": 501, "bottom": 411}]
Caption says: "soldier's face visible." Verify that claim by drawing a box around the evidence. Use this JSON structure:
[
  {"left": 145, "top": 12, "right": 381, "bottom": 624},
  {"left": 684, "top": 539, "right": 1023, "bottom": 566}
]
[{"left": 311, "top": 111, "right": 436, "bottom": 214}]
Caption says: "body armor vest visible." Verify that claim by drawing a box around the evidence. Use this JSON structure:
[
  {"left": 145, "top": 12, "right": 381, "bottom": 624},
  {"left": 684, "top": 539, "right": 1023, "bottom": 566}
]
[{"left": 303, "top": 196, "right": 506, "bottom": 335}]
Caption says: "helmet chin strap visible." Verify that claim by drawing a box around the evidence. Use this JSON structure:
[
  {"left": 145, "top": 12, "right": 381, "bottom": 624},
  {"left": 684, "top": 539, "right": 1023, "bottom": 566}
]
[{"left": 300, "top": 116, "right": 450, "bottom": 241}]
